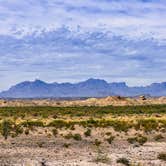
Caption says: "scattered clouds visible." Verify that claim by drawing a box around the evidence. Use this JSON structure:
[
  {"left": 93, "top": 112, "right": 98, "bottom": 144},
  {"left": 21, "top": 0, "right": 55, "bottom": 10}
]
[{"left": 0, "top": 0, "right": 166, "bottom": 90}]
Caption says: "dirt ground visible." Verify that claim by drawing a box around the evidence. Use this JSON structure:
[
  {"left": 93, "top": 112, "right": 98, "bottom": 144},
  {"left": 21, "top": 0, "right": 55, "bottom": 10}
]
[
  {"left": 1, "top": 96, "right": 166, "bottom": 107},
  {"left": 0, "top": 127, "right": 165, "bottom": 166},
  {"left": 0, "top": 97, "right": 166, "bottom": 166}
]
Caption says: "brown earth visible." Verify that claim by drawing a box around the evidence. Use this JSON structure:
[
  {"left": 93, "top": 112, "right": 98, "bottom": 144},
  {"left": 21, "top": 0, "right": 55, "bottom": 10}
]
[
  {"left": 0, "top": 96, "right": 166, "bottom": 166},
  {"left": 0, "top": 126, "right": 165, "bottom": 166},
  {"left": 1, "top": 96, "right": 166, "bottom": 107}
]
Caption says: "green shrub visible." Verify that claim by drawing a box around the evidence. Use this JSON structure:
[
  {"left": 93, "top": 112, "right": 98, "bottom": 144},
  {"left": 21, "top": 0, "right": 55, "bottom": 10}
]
[
  {"left": 21, "top": 120, "right": 44, "bottom": 127},
  {"left": 52, "top": 129, "right": 58, "bottom": 137},
  {"left": 94, "top": 139, "right": 101, "bottom": 147},
  {"left": 135, "top": 119, "right": 158, "bottom": 132},
  {"left": 137, "top": 136, "right": 147, "bottom": 145},
  {"left": 158, "top": 153, "right": 166, "bottom": 161},
  {"left": 64, "top": 133, "right": 73, "bottom": 139},
  {"left": 106, "top": 132, "right": 112, "bottom": 136},
  {"left": 52, "top": 114, "right": 58, "bottom": 119},
  {"left": 1, "top": 120, "right": 12, "bottom": 140},
  {"left": 73, "top": 133, "right": 82, "bottom": 141},
  {"left": 93, "top": 149, "right": 110, "bottom": 164},
  {"left": 64, "top": 133, "right": 82, "bottom": 141},
  {"left": 63, "top": 143, "right": 71, "bottom": 148},
  {"left": 84, "top": 128, "right": 91, "bottom": 137},
  {"left": 14, "top": 124, "right": 23, "bottom": 136},
  {"left": 37, "top": 142, "right": 44, "bottom": 148},
  {"left": 154, "top": 134, "right": 164, "bottom": 141},
  {"left": 48, "top": 120, "right": 74, "bottom": 128},
  {"left": 127, "top": 135, "right": 147, "bottom": 145},
  {"left": 0, "top": 105, "right": 166, "bottom": 119},
  {"left": 69, "top": 125, "right": 75, "bottom": 130},
  {"left": 127, "top": 137, "right": 137, "bottom": 144},
  {"left": 106, "top": 135, "right": 115, "bottom": 144},
  {"left": 117, "top": 157, "right": 130, "bottom": 166},
  {"left": 24, "top": 129, "right": 29, "bottom": 135}
]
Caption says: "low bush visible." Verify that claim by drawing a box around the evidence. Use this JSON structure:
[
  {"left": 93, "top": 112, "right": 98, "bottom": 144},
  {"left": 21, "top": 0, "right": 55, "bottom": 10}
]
[
  {"left": 64, "top": 133, "right": 73, "bottom": 139},
  {"left": 48, "top": 120, "right": 75, "bottom": 128},
  {"left": 14, "top": 124, "right": 23, "bottom": 136},
  {"left": 93, "top": 148, "right": 110, "bottom": 164},
  {"left": 52, "top": 129, "right": 58, "bottom": 137},
  {"left": 84, "top": 128, "right": 91, "bottom": 137},
  {"left": 21, "top": 120, "right": 44, "bottom": 127},
  {"left": 1, "top": 120, "right": 13, "bottom": 140},
  {"left": 73, "top": 133, "right": 82, "bottom": 141},
  {"left": 117, "top": 157, "right": 130, "bottom": 166},
  {"left": 64, "top": 133, "right": 82, "bottom": 141},
  {"left": 154, "top": 134, "right": 164, "bottom": 141},
  {"left": 127, "top": 135, "right": 147, "bottom": 145},
  {"left": 158, "top": 153, "right": 166, "bottom": 161},
  {"left": 63, "top": 143, "right": 71, "bottom": 148},
  {"left": 37, "top": 141, "right": 44, "bottom": 148},
  {"left": 135, "top": 119, "right": 158, "bottom": 132},
  {"left": 106, "top": 135, "right": 115, "bottom": 144},
  {"left": 94, "top": 139, "right": 101, "bottom": 147},
  {"left": 137, "top": 135, "right": 147, "bottom": 145},
  {"left": 24, "top": 129, "right": 29, "bottom": 135}
]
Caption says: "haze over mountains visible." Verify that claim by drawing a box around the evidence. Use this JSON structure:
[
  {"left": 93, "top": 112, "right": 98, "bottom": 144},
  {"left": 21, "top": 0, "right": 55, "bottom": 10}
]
[{"left": 1, "top": 78, "right": 166, "bottom": 98}]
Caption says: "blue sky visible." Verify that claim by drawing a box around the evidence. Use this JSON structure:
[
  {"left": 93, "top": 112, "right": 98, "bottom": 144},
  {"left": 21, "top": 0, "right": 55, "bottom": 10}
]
[{"left": 0, "top": 0, "right": 166, "bottom": 90}]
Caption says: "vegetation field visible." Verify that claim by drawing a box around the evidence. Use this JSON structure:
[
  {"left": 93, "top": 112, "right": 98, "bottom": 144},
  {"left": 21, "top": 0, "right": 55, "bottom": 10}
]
[{"left": 0, "top": 105, "right": 165, "bottom": 165}]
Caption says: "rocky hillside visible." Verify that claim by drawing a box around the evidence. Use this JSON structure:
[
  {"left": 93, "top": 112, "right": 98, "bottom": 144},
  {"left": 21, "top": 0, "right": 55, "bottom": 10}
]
[{"left": 1, "top": 78, "right": 166, "bottom": 98}]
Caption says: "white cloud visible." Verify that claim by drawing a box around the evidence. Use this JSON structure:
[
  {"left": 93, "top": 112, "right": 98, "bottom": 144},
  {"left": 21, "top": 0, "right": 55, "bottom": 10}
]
[
  {"left": 0, "top": 0, "right": 166, "bottom": 90},
  {"left": 0, "top": 0, "right": 165, "bottom": 41}
]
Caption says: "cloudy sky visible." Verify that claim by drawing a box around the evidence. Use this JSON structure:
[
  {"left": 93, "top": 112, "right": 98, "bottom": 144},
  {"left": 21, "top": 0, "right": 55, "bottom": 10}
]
[{"left": 0, "top": 0, "right": 166, "bottom": 90}]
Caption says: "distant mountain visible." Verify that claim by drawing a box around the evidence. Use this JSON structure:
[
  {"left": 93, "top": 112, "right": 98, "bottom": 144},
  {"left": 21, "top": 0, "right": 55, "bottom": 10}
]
[{"left": 1, "top": 78, "right": 166, "bottom": 98}]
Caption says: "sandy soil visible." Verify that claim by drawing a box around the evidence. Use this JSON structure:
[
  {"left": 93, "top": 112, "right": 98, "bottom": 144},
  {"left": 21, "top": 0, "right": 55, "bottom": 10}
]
[
  {"left": 0, "top": 127, "right": 165, "bottom": 166},
  {"left": 1, "top": 96, "right": 166, "bottom": 107}
]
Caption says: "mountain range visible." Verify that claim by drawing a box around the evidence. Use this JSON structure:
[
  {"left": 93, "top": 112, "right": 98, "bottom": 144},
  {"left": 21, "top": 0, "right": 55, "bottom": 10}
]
[{"left": 1, "top": 78, "right": 166, "bottom": 98}]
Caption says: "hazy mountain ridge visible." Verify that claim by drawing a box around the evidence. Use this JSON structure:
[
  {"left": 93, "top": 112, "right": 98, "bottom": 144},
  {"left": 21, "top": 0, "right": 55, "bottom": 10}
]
[{"left": 1, "top": 78, "right": 166, "bottom": 98}]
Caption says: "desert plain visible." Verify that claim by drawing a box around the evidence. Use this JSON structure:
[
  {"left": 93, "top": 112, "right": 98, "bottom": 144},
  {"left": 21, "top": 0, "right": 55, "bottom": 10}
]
[{"left": 0, "top": 96, "right": 165, "bottom": 166}]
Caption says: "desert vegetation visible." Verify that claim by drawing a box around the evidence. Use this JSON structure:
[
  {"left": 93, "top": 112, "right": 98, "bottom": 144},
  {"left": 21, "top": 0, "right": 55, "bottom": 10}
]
[{"left": 0, "top": 104, "right": 165, "bottom": 165}]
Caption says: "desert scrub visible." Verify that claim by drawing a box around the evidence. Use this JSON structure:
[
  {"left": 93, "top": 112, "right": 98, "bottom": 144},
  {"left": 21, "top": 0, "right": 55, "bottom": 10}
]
[
  {"left": 64, "top": 133, "right": 82, "bottom": 141},
  {"left": 21, "top": 120, "right": 44, "bottom": 127},
  {"left": 48, "top": 120, "right": 76, "bottom": 129},
  {"left": 159, "top": 119, "right": 166, "bottom": 129},
  {"left": 37, "top": 141, "right": 44, "bottom": 148},
  {"left": 24, "top": 128, "right": 30, "bottom": 135},
  {"left": 106, "top": 135, "right": 115, "bottom": 144},
  {"left": 69, "top": 125, "right": 75, "bottom": 130},
  {"left": 1, "top": 120, "right": 13, "bottom": 140},
  {"left": 135, "top": 119, "right": 159, "bottom": 132},
  {"left": 94, "top": 139, "right": 102, "bottom": 147},
  {"left": 80, "top": 119, "right": 131, "bottom": 131},
  {"left": 1, "top": 105, "right": 166, "bottom": 119},
  {"left": 158, "top": 153, "right": 166, "bottom": 161},
  {"left": 48, "top": 119, "right": 132, "bottom": 131},
  {"left": 106, "top": 132, "right": 112, "bottom": 136},
  {"left": 63, "top": 143, "right": 71, "bottom": 148},
  {"left": 117, "top": 157, "right": 130, "bottom": 166},
  {"left": 52, "top": 128, "right": 58, "bottom": 136},
  {"left": 93, "top": 148, "right": 110, "bottom": 164},
  {"left": 72, "top": 133, "right": 82, "bottom": 141},
  {"left": 84, "top": 128, "right": 91, "bottom": 137},
  {"left": 154, "top": 134, "right": 164, "bottom": 141},
  {"left": 13, "top": 124, "right": 24, "bottom": 136},
  {"left": 64, "top": 133, "right": 73, "bottom": 139},
  {"left": 127, "top": 135, "right": 147, "bottom": 145}
]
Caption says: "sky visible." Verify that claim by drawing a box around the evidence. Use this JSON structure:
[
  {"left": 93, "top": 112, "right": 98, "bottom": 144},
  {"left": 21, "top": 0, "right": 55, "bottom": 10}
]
[{"left": 0, "top": 0, "right": 166, "bottom": 90}]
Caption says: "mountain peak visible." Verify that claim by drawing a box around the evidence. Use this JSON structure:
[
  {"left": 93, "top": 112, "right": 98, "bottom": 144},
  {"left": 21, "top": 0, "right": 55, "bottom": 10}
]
[
  {"left": 1, "top": 78, "right": 166, "bottom": 98},
  {"left": 33, "top": 79, "right": 47, "bottom": 85},
  {"left": 110, "top": 82, "right": 127, "bottom": 87},
  {"left": 84, "top": 78, "right": 108, "bottom": 84}
]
